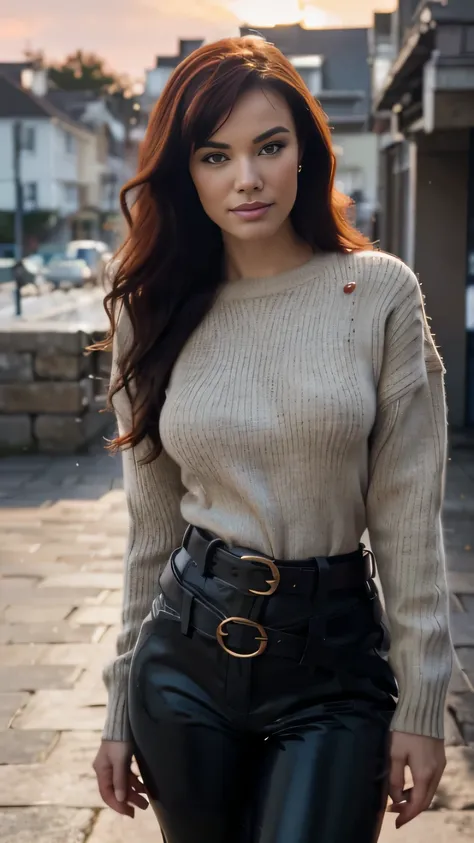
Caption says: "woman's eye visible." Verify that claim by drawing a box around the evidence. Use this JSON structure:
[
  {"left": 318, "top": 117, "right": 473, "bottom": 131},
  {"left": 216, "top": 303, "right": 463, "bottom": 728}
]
[
  {"left": 259, "top": 142, "right": 284, "bottom": 156},
  {"left": 203, "top": 153, "right": 227, "bottom": 164}
]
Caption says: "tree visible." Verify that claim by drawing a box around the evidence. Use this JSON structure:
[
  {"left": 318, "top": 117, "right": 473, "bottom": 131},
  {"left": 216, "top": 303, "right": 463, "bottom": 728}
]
[{"left": 47, "top": 50, "right": 123, "bottom": 94}]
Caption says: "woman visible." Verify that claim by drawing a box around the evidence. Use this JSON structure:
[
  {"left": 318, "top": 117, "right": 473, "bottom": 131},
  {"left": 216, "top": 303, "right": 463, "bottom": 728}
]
[{"left": 92, "top": 36, "right": 452, "bottom": 842}]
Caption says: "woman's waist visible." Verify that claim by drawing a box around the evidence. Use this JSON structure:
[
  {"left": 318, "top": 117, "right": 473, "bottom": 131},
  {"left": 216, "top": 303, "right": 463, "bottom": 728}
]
[{"left": 158, "top": 525, "right": 379, "bottom": 631}]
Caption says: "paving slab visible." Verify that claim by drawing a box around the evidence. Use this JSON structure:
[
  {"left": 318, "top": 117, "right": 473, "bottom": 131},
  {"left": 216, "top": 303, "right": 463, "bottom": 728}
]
[
  {"left": 447, "top": 692, "right": 474, "bottom": 724},
  {"left": 0, "top": 693, "right": 30, "bottom": 729},
  {"left": 0, "top": 665, "right": 81, "bottom": 692},
  {"left": 450, "top": 610, "right": 474, "bottom": 646},
  {"left": 3, "top": 604, "right": 75, "bottom": 623},
  {"left": 0, "top": 644, "right": 47, "bottom": 665},
  {"left": 461, "top": 595, "right": 474, "bottom": 613},
  {"left": 0, "top": 585, "right": 104, "bottom": 602},
  {"left": 0, "top": 560, "right": 77, "bottom": 577},
  {"left": 0, "top": 806, "right": 95, "bottom": 843},
  {"left": 449, "top": 572, "right": 474, "bottom": 593},
  {"left": 0, "top": 622, "right": 106, "bottom": 644},
  {"left": 87, "top": 806, "right": 162, "bottom": 842},
  {"left": 11, "top": 688, "right": 107, "bottom": 731},
  {"left": 455, "top": 647, "right": 474, "bottom": 686},
  {"left": 0, "top": 763, "right": 102, "bottom": 807},
  {"left": 103, "top": 590, "right": 123, "bottom": 605},
  {"left": 0, "top": 729, "right": 58, "bottom": 764},
  {"left": 43, "top": 730, "right": 100, "bottom": 767},
  {"left": 39, "top": 642, "right": 113, "bottom": 666},
  {"left": 379, "top": 810, "right": 474, "bottom": 842},
  {"left": 39, "top": 572, "right": 123, "bottom": 590},
  {"left": 71, "top": 606, "right": 121, "bottom": 625},
  {"left": 431, "top": 746, "right": 474, "bottom": 809}
]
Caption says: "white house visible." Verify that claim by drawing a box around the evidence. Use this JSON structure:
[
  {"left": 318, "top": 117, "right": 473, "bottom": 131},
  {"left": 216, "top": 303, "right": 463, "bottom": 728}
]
[
  {"left": 0, "top": 65, "right": 135, "bottom": 249},
  {"left": 0, "top": 70, "right": 102, "bottom": 245}
]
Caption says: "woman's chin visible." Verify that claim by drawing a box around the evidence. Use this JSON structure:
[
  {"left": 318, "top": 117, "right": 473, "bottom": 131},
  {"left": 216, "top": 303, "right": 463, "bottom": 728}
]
[{"left": 224, "top": 221, "right": 282, "bottom": 242}]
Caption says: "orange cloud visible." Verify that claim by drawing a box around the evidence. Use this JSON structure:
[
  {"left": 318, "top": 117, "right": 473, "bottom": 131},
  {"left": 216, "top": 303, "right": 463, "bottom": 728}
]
[
  {"left": 0, "top": 1, "right": 396, "bottom": 78},
  {"left": 0, "top": 17, "right": 41, "bottom": 39}
]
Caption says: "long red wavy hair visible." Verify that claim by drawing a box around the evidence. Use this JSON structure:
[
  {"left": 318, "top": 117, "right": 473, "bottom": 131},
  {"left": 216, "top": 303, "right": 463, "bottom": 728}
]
[{"left": 94, "top": 35, "right": 372, "bottom": 461}]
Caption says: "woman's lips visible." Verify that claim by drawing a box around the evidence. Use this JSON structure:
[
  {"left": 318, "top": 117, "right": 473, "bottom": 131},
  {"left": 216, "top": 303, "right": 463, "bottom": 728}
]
[{"left": 231, "top": 204, "right": 273, "bottom": 220}]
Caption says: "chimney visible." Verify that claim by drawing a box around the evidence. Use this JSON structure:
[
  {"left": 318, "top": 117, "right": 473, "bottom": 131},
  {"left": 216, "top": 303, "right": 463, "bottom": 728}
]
[{"left": 21, "top": 67, "right": 48, "bottom": 97}]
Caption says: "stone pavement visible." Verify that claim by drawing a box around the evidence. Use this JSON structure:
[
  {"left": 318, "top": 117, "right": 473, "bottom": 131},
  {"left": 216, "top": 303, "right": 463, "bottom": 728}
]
[{"left": 0, "top": 433, "right": 473, "bottom": 841}]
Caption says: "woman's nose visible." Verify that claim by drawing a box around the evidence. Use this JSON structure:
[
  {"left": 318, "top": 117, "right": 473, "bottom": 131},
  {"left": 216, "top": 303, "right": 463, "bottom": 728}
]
[{"left": 234, "top": 158, "right": 263, "bottom": 193}]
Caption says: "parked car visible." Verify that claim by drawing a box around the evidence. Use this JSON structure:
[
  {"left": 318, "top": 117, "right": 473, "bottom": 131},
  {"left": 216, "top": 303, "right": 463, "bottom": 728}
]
[
  {"left": 43, "top": 254, "right": 92, "bottom": 289},
  {"left": 65, "top": 240, "right": 112, "bottom": 285}
]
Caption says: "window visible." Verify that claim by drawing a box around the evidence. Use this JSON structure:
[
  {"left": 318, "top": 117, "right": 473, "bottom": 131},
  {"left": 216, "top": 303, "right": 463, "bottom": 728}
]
[
  {"left": 290, "top": 55, "right": 323, "bottom": 95},
  {"left": 23, "top": 182, "right": 38, "bottom": 209},
  {"left": 467, "top": 27, "right": 474, "bottom": 54},
  {"left": 65, "top": 132, "right": 75, "bottom": 154},
  {"left": 63, "top": 183, "right": 78, "bottom": 206},
  {"left": 22, "top": 126, "right": 36, "bottom": 152}
]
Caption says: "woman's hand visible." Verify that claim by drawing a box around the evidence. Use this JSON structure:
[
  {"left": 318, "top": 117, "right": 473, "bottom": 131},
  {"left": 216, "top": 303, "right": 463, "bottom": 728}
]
[
  {"left": 388, "top": 731, "right": 446, "bottom": 828},
  {"left": 92, "top": 740, "right": 149, "bottom": 818}
]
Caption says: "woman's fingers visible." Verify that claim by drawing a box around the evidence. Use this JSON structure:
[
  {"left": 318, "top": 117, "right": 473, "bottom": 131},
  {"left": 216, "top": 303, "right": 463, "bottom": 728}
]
[
  {"left": 394, "top": 761, "right": 444, "bottom": 828},
  {"left": 128, "top": 772, "right": 149, "bottom": 810},
  {"left": 130, "top": 771, "right": 148, "bottom": 794},
  {"left": 388, "top": 731, "right": 447, "bottom": 828},
  {"left": 94, "top": 757, "right": 135, "bottom": 817},
  {"left": 388, "top": 755, "right": 405, "bottom": 805}
]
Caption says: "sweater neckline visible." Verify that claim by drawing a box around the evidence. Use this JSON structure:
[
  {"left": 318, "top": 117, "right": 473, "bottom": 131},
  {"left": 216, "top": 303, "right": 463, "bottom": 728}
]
[{"left": 217, "top": 250, "right": 342, "bottom": 301}]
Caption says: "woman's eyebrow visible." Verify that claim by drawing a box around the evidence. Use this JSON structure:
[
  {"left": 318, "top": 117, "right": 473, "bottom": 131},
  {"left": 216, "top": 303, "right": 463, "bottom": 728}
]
[{"left": 196, "top": 125, "right": 290, "bottom": 151}]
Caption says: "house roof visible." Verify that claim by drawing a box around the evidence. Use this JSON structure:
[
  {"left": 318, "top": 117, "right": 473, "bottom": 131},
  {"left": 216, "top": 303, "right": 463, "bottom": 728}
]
[
  {"left": 240, "top": 24, "right": 371, "bottom": 119},
  {"left": 0, "top": 61, "right": 33, "bottom": 86},
  {"left": 47, "top": 88, "right": 96, "bottom": 121},
  {"left": 0, "top": 73, "right": 92, "bottom": 133},
  {"left": 155, "top": 38, "right": 204, "bottom": 68}
]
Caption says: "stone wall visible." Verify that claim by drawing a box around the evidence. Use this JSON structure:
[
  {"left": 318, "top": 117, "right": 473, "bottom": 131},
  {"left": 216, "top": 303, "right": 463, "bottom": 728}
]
[{"left": 0, "top": 323, "right": 112, "bottom": 454}]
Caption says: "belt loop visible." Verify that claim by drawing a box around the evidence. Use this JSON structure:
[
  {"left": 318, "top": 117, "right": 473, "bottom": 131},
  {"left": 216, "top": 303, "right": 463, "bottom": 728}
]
[
  {"left": 182, "top": 523, "right": 193, "bottom": 551},
  {"left": 197, "top": 537, "right": 222, "bottom": 577},
  {"left": 180, "top": 590, "right": 193, "bottom": 636},
  {"left": 313, "top": 556, "right": 331, "bottom": 603}
]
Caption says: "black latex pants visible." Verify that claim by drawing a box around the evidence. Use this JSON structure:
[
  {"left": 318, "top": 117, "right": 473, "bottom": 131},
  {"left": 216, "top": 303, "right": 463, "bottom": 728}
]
[{"left": 128, "top": 547, "right": 398, "bottom": 843}]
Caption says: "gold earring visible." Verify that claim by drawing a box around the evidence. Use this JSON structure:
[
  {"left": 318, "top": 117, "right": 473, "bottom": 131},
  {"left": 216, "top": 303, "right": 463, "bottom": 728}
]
[{"left": 298, "top": 164, "right": 302, "bottom": 173}]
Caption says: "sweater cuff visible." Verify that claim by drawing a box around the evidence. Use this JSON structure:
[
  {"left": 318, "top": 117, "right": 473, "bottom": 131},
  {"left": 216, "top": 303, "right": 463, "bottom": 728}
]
[
  {"left": 389, "top": 666, "right": 452, "bottom": 740},
  {"left": 102, "top": 685, "right": 132, "bottom": 742}
]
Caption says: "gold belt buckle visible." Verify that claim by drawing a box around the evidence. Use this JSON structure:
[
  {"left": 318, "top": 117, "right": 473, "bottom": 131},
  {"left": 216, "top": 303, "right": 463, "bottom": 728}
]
[
  {"left": 216, "top": 617, "right": 268, "bottom": 658},
  {"left": 241, "top": 555, "right": 280, "bottom": 595}
]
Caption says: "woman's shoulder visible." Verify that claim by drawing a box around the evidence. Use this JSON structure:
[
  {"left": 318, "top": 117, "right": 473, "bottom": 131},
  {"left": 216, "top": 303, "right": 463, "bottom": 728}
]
[
  {"left": 345, "top": 249, "right": 420, "bottom": 300},
  {"left": 345, "top": 249, "right": 419, "bottom": 290}
]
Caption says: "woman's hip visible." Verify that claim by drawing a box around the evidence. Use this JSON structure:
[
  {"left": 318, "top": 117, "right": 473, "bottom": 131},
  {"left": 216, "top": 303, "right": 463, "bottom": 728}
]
[{"left": 129, "top": 526, "right": 398, "bottom": 721}]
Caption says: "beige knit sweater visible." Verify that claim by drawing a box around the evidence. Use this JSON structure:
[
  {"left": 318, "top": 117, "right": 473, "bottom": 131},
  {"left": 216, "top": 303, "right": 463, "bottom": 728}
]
[{"left": 102, "top": 249, "right": 452, "bottom": 742}]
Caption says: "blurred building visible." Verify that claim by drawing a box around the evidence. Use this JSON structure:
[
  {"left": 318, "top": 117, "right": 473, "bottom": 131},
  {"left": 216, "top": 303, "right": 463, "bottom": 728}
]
[
  {"left": 371, "top": 0, "right": 474, "bottom": 428},
  {"left": 46, "top": 89, "right": 135, "bottom": 241},
  {"left": 0, "top": 62, "right": 135, "bottom": 251},
  {"left": 143, "top": 39, "right": 204, "bottom": 115}
]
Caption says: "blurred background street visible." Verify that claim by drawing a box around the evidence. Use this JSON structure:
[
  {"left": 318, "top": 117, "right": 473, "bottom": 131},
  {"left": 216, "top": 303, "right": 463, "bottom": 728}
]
[{"left": 1, "top": 0, "right": 474, "bottom": 840}]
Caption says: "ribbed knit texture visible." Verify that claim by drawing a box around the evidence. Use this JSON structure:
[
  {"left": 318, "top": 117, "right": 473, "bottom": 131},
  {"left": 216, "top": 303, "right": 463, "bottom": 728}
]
[{"left": 102, "top": 249, "right": 452, "bottom": 742}]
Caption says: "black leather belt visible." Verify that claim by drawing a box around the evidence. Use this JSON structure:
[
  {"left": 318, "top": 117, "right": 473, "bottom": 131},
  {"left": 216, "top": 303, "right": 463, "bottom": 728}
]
[
  {"left": 157, "top": 553, "right": 383, "bottom": 665},
  {"left": 182, "top": 525, "right": 375, "bottom": 597}
]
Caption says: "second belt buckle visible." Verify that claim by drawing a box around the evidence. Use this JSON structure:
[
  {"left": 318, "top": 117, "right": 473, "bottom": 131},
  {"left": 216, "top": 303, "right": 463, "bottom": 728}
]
[{"left": 216, "top": 617, "right": 268, "bottom": 658}]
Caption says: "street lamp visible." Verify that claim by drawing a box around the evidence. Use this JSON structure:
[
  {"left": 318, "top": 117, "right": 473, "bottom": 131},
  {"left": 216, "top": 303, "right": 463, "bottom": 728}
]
[{"left": 13, "top": 121, "right": 24, "bottom": 316}]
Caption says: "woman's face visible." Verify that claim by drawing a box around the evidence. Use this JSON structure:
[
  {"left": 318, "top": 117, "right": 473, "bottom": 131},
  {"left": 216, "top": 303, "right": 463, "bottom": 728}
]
[{"left": 189, "top": 87, "right": 300, "bottom": 242}]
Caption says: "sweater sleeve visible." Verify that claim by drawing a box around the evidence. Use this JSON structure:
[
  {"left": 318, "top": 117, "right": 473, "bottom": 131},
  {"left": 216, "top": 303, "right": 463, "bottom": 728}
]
[
  {"left": 101, "top": 307, "right": 186, "bottom": 742},
  {"left": 366, "top": 267, "right": 453, "bottom": 739}
]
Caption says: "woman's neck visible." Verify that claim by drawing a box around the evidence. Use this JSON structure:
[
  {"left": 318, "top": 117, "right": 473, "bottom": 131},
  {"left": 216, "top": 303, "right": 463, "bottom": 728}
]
[{"left": 223, "top": 223, "right": 314, "bottom": 283}]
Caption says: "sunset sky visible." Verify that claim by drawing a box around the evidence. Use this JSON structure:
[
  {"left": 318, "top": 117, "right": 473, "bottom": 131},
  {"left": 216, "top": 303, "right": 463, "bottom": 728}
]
[{"left": 0, "top": 0, "right": 396, "bottom": 81}]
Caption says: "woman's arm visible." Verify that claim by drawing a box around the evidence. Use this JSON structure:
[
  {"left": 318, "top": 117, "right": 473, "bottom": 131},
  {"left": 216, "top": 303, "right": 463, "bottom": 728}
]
[
  {"left": 366, "top": 264, "right": 453, "bottom": 740},
  {"left": 101, "top": 306, "right": 186, "bottom": 742}
]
